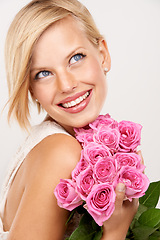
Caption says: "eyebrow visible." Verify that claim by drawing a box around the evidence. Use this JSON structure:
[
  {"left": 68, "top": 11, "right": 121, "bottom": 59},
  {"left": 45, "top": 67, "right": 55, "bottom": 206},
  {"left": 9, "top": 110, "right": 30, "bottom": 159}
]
[
  {"left": 30, "top": 46, "right": 85, "bottom": 73},
  {"left": 65, "top": 46, "right": 85, "bottom": 61}
]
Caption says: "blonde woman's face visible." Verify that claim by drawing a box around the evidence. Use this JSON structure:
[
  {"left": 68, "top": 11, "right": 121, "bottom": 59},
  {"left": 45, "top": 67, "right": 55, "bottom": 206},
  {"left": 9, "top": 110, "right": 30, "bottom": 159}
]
[{"left": 30, "top": 16, "right": 110, "bottom": 131}]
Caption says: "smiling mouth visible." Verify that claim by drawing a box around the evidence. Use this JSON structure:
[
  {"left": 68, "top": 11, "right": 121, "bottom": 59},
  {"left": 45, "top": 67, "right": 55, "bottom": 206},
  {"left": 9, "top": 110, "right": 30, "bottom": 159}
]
[{"left": 59, "top": 90, "right": 91, "bottom": 109}]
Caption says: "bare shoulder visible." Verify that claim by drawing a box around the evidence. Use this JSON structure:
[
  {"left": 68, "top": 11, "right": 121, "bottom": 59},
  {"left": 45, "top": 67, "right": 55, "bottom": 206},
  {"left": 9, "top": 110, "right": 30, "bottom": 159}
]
[
  {"left": 8, "top": 133, "right": 82, "bottom": 240},
  {"left": 24, "top": 133, "right": 82, "bottom": 185}
]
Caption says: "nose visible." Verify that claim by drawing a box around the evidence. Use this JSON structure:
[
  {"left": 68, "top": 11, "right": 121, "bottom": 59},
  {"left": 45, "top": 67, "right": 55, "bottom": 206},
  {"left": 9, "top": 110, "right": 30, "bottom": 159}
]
[{"left": 56, "top": 70, "right": 77, "bottom": 93}]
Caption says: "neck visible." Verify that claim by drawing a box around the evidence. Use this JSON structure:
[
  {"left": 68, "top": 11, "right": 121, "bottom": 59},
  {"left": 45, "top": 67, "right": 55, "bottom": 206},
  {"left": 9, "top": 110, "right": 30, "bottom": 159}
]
[
  {"left": 44, "top": 114, "right": 76, "bottom": 137},
  {"left": 61, "top": 124, "right": 76, "bottom": 137}
]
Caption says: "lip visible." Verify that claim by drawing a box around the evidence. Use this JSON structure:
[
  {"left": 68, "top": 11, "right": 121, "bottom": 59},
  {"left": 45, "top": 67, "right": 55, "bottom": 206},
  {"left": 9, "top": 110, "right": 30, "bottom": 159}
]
[
  {"left": 58, "top": 89, "right": 92, "bottom": 114},
  {"left": 58, "top": 90, "right": 90, "bottom": 105}
]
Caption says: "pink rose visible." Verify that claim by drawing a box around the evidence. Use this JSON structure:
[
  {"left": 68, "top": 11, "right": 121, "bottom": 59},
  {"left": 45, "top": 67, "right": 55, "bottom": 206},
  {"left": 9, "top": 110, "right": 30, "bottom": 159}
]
[
  {"left": 76, "top": 166, "right": 95, "bottom": 200},
  {"left": 72, "top": 151, "right": 89, "bottom": 181},
  {"left": 118, "top": 121, "right": 142, "bottom": 152},
  {"left": 85, "top": 183, "right": 116, "bottom": 226},
  {"left": 94, "top": 157, "right": 117, "bottom": 183},
  {"left": 83, "top": 142, "right": 111, "bottom": 165},
  {"left": 114, "top": 152, "right": 144, "bottom": 172},
  {"left": 94, "top": 126, "right": 120, "bottom": 153},
  {"left": 74, "top": 126, "right": 93, "bottom": 145},
  {"left": 76, "top": 132, "right": 94, "bottom": 146},
  {"left": 54, "top": 179, "right": 83, "bottom": 211},
  {"left": 89, "top": 114, "right": 118, "bottom": 130},
  {"left": 116, "top": 166, "right": 150, "bottom": 201}
]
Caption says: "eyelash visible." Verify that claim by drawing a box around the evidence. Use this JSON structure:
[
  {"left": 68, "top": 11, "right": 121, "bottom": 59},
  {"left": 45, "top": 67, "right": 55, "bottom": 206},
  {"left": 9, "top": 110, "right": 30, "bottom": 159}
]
[
  {"left": 69, "top": 52, "right": 86, "bottom": 65},
  {"left": 35, "top": 70, "right": 52, "bottom": 80},
  {"left": 34, "top": 52, "right": 86, "bottom": 80}
]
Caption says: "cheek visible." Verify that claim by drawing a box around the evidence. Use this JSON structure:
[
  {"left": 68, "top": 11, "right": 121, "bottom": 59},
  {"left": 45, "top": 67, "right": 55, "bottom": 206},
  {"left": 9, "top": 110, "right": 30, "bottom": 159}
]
[
  {"left": 82, "top": 58, "right": 105, "bottom": 85},
  {"left": 32, "top": 83, "right": 55, "bottom": 105},
  {"left": 91, "top": 60, "right": 108, "bottom": 107},
  {"left": 86, "top": 58, "right": 107, "bottom": 97}
]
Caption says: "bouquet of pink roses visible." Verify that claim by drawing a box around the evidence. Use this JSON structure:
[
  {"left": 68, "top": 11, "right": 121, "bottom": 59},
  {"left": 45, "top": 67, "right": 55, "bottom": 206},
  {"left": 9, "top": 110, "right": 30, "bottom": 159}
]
[{"left": 54, "top": 114, "right": 150, "bottom": 227}]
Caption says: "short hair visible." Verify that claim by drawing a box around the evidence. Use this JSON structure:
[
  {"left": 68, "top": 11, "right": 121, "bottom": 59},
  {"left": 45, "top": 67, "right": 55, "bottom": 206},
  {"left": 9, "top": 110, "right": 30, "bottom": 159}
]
[{"left": 5, "top": 0, "right": 103, "bottom": 130}]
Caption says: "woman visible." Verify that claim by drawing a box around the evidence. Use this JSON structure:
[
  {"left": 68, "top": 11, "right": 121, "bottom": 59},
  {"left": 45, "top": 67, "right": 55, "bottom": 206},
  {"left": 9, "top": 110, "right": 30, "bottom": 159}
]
[{"left": 0, "top": 0, "right": 140, "bottom": 239}]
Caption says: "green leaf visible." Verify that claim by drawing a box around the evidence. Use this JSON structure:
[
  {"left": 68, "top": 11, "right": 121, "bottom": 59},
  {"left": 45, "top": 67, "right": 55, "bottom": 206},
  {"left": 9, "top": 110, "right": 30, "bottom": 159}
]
[
  {"left": 139, "top": 181, "right": 160, "bottom": 208},
  {"left": 129, "top": 217, "right": 138, "bottom": 230},
  {"left": 93, "top": 229, "right": 103, "bottom": 240},
  {"left": 68, "top": 212, "right": 102, "bottom": 240},
  {"left": 126, "top": 227, "right": 132, "bottom": 237},
  {"left": 155, "top": 222, "right": 160, "bottom": 229},
  {"left": 91, "top": 219, "right": 101, "bottom": 231},
  {"left": 134, "top": 203, "right": 148, "bottom": 220},
  {"left": 66, "top": 209, "right": 76, "bottom": 225},
  {"left": 149, "top": 236, "right": 159, "bottom": 240},
  {"left": 69, "top": 224, "right": 96, "bottom": 240},
  {"left": 139, "top": 208, "right": 160, "bottom": 228},
  {"left": 150, "top": 229, "right": 160, "bottom": 237},
  {"left": 76, "top": 204, "right": 86, "bottom": 214},
  {"left": 132, "top": 225, "right": 156, "bottom": 240},
  {"left": 149, "top": 229, "right": 160, "bottom": 240},
  {"left": 79, "top": 211, "right": 93, "bottom": 226}
]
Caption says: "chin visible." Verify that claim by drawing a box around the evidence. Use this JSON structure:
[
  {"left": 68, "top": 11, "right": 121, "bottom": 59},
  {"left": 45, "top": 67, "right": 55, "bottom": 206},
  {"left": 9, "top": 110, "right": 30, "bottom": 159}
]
[{"left": 73, "top": 112, "right": 100, "bottom": 128}]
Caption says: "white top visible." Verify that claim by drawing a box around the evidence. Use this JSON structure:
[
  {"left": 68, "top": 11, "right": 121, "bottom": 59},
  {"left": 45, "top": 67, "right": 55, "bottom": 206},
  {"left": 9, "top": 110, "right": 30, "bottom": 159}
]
[{"left": 0, "top": 121, "right": 70, "bottom": 239}]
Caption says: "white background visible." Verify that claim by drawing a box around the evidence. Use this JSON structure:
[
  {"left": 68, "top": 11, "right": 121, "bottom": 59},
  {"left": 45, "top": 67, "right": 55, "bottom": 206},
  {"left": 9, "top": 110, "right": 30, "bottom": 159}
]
[{"left": 0, "top": 0, "right": 160, "bottom": 203}]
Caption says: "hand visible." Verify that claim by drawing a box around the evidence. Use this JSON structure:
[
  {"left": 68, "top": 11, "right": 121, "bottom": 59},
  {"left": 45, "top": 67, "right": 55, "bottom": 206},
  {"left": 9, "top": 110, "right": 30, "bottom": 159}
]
[
  {"left": 137, "top": 150, "right": 144, "bottom": 168},
  {"left": 101, "top": 183, "right": 139, "bottom": 240},
  {"left": 101, "top": 150, "right": 145, "bottom": 240}
]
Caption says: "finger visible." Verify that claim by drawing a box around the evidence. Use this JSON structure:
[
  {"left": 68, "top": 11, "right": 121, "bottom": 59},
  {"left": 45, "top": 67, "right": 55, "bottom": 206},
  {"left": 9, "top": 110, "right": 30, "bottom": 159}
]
[
  {"left": 114, "top": 183, "right": 126, "bottom": 210},
  {"left": 123, "top": 198, "right": 139, "bottom": 216},
  {"left": 133, "top": 198, "right": 139, "bottom": 207},
  {"left": 133, "top": 198, "right": 139, "bottom": 213},
  {"left": 137, "top": 150, "right": 145, "bottom": 173},
  {"left": 137, "top": 150, "right": 144, "bottom": 165},
  {"left": 123, "top": 197, "right": 139, "bottom": 208}
]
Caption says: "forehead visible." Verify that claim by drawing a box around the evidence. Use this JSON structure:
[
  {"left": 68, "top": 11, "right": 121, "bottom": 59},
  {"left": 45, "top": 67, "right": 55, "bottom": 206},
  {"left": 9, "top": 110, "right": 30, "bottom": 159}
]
[
  {"left": 31, "top": 16, "right": 96, "bottom": 66},
  {"left": 33, "top": 16, "right": 89, "bottom": 52}
]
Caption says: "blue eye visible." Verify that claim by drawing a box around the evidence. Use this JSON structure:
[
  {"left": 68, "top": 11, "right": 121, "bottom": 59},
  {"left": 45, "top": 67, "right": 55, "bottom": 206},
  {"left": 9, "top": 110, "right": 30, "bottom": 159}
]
[
  {"left": 35, "top": 70, "right": 52, "bottom": 80},
  {"left": 69, "top": 53, "right": 86, "bottom": 65}
]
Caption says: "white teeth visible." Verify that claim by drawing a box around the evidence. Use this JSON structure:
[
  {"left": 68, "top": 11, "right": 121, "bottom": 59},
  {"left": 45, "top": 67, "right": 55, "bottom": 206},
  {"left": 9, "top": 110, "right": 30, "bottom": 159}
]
[
  {"left": 75, "top": 98, "right": 81, "bottom": 104},
  {"left": 62, "top": 91, "right": 90, "bottom": 108}
]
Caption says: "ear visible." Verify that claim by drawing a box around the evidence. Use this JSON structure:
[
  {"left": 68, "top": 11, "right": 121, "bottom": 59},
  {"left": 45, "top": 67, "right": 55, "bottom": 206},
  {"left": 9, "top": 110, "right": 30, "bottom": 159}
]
[{"left": 98, "top": 39, "right": 111, "bottom": 72}]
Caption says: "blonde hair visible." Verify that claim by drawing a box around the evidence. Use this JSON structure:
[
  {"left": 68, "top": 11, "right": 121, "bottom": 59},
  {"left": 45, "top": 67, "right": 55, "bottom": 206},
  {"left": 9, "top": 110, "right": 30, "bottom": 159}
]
[{"left": 5, "top": 0, "right": 103, "bottom": 130}]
